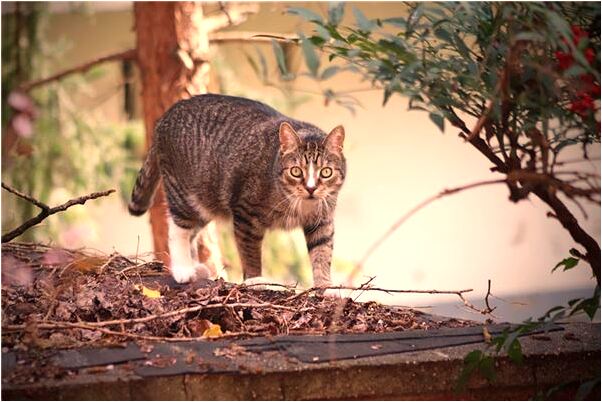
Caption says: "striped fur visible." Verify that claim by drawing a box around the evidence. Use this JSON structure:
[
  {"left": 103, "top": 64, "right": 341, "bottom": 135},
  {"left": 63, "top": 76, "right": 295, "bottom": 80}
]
[
  {"left": 128, "top": 145, "right": 160, "bottom": 216},
  {"left": 129, "top": 94, "right": 346, "bottom": 285}
]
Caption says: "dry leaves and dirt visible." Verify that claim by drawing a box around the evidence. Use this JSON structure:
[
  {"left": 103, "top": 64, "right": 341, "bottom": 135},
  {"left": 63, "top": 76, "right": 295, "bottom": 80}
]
[{"left": 2, "top": 242, "right": 474, "bottom": 353}]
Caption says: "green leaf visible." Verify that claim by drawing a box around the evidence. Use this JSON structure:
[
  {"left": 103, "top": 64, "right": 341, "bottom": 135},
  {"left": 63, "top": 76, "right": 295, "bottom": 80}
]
[
  {"left": 352, "top": 7, "right": 375, "bottom": 32},
  {"left": 287, "top": 7, "right": 323, "bottom": 23},
  {"left": 434, "top": 27, "right": 453, "bottom": 43},
  {"left": 315, "top": 24, "right": 332, "bottom": 40},
  {"left": 478, "top": 355, "right": 496, "bottom": 381},
  {"left": 455, "top": 350, "right": 483, "bottom": 392},
  {"left": 320, "top": 66, "right": 340, "bottom": 80},
  {"left": 328, "top": 2, "right": 345, "bottom": 26},
  {"left": 271, "top": 40, "right": 288, "bottom": 78},
  {"left": 507, "top": 338, "right": 523, "bottom": 365},
  {"left": 381, "top": 17, "right": 406, "bottom": 28},
  {"left": 429, "top": 112, "right": 445, "bottom": 133},
  {"left": 551, "top": 257, "right": 579, "bottom": 273},
  {"left": 309, "top": 35, "right": 326, "bottom": 47},
  {"left": 300, "top": 33, "right": 320, "bottom": 77},
  {"left": 569, "top": 286, "right": 600, "bottom": 320}
]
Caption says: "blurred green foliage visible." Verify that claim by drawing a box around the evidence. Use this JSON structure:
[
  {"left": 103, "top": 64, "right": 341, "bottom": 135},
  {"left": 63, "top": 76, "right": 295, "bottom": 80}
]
[{"left": 1, "top": 4, "right": 144, "bottom": 241}]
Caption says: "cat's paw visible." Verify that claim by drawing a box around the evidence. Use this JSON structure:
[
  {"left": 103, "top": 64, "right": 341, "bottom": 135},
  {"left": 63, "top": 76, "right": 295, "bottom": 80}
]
[
  {"left": 171, "top": 263, "right": 211, "bottom": 283},
  {"left": 243, "top": 276, "right": 276, "bottom": 290}
]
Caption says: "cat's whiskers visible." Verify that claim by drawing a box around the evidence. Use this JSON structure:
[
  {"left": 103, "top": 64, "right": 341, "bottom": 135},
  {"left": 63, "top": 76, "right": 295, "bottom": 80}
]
[
  {"left": 285, "top": 197, "right": 301, "bottom": 229},
  {"left": 269, "top": 191, "right": 296, "bottom": 219}
]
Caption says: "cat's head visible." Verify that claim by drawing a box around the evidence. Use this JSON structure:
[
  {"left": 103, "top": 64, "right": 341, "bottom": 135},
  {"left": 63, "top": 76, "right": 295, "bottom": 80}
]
[{"left": 277, "top": 122, "right": 346, "bottom": 204}]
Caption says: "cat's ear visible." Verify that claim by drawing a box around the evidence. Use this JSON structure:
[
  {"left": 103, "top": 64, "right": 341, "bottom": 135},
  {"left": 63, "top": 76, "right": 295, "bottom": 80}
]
[
  {"left": 324, "top": 125, "right": 345, "bottom": 153},
  {"left": 279, "top": 122, "right": 301, "bottom": 154}
]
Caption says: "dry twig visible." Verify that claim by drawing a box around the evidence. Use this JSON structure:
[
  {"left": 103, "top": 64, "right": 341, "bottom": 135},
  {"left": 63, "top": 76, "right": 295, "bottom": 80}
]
[
  {"left": 1, "top": 182, "right": 115, "bottom": 243},
  {"left": 285, "top": 284, "right": 474, "bottom": 302}
]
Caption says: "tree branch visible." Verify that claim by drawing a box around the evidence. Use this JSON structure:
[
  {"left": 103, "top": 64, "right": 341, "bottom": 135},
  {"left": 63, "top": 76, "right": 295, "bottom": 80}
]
[
  {"left": 18, "top": 49, "right": 136, "bottom": 92},
  {"left": 15, "top": 32, "right": 299, "bottom": 92},
  {"left": 1, "top": 183, "right": 115, "bottom": 243},
  {"left": 208, "top": 31, "right": 299, "bottom": 44},
  {"left": 534, "top": 187, "right": 601, "bottom": 286},
  {"left": 202, "top": 3, "right": 260, "bottom": 33}
]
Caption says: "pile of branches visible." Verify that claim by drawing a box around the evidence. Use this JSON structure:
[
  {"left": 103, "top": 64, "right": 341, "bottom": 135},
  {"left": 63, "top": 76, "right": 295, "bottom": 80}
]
[{"left": 1, "top": 242, "right": 474, "bottom": 351}]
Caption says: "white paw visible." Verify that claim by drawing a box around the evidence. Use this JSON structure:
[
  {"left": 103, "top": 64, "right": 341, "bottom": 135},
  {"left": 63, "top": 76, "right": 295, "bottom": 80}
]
[
  {"left": 243, "top": 276, "right": 275, "bottom": 290},
  {"left": 171, "top": 263, "right": 210, "bottom": 283}
]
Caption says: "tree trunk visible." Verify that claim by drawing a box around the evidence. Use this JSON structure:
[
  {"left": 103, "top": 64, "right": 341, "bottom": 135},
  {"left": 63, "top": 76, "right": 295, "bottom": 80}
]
[{"left": 133, "top": 2, "right": 210, "bottom": 267}]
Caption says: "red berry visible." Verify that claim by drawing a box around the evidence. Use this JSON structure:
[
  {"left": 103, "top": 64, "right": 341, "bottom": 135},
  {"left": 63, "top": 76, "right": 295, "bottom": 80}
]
[
  {"left": 581, "top": 94, "right": 594, "bottom": 109},
  {"left": 584, "top": 48, "right": 596, "bottom": 64},
  {"left": 555, "top": 51, "right": 574, "bottom": 70},
  {"left": 570, "top": 93, "right": 595, "bottom": 116},
  {"left": 591, "top": 84, "right": 600, "bottom": 97},
  {"left": 571, "top": 25, "right": 588, "bottom": 45}
]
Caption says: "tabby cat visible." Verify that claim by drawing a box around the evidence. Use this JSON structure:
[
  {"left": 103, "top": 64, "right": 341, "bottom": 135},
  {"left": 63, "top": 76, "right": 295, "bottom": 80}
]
[{"left": 129, "top": 94, "right": 346, "bottom": 287}]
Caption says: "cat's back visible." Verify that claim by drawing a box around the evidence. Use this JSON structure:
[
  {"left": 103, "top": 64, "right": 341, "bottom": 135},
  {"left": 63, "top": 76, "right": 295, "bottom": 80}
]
[{"left": 155, "top": 94, "right": 282, "bottom": 139}]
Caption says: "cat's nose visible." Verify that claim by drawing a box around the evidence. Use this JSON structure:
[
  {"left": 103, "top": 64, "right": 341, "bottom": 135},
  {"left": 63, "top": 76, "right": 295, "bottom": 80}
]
[{"left": 305, "top": 186, "right": 316, "bottom": 196}]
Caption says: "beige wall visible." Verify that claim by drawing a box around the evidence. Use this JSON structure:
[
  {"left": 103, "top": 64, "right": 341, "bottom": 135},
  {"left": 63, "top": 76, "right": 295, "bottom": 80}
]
[{"left": 37, "top": 3, "right": 600, "bottom": 309}]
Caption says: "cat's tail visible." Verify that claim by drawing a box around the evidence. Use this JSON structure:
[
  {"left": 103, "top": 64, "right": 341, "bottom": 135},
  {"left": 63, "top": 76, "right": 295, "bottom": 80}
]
[{"left": 128, "top": 145, "right": 160, "bottom": 216}]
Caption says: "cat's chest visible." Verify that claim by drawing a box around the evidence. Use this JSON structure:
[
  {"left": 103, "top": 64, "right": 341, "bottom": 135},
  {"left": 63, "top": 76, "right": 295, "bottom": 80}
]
[{"left": 269, "top": 201, "right": 321, "bottom": 230}]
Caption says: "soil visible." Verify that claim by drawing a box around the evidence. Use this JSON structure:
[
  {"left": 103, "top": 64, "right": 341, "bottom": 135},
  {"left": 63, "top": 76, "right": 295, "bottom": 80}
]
[{"left": 2, "top": 242, "right": 475, "bottom": 353}]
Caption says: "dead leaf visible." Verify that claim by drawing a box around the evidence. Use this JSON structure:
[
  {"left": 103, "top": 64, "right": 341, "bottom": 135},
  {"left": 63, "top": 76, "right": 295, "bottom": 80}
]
[
  {"left": 203, "top": 323, "right": 223, "bottom": 338},
  {"left": 133, "top": 284, "right": 161, "bottom": 299},
  {"left": 188, "top": 319, "right": 213, "bottom": 337}
]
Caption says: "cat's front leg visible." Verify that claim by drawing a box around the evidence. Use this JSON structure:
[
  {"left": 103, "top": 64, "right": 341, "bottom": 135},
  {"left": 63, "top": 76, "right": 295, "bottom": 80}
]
[
  {"left": 304, "top": 219, "right": 334, "bottom": 288},
  {"left": 232, "top": 210, "right": 266, "bottom": 283}
]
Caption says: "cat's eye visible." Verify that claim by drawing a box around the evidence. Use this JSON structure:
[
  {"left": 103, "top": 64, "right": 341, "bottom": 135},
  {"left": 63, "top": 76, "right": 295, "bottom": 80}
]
[
  {"left": 320, "top": 167, "right": 333, "bottom": 179},
  {"left": 290, "top": 166, "right": 303, "bottom": 178}
]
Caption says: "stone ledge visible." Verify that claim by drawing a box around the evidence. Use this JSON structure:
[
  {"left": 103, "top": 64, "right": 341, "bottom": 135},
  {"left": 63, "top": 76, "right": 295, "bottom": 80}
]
[{"left": 2, "top": 322, "right": 599, "bottom": 400}]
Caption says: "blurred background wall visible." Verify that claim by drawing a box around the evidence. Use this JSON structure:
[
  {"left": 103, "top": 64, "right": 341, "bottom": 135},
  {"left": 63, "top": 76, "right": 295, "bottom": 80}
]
[{"left": 2, "top": 2, "right": 600, "bottom": 322}]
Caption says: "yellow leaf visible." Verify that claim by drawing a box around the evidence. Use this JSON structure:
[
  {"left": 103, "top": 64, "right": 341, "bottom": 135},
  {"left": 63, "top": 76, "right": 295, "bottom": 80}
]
[
  {"left": 133, "top": 284, "right": 161, "bottom": 299},
  {"left": 203, "top": 324, "right": 223, "bottom": 338}
]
